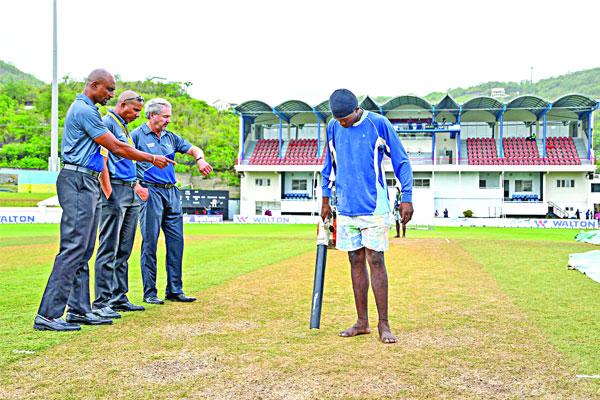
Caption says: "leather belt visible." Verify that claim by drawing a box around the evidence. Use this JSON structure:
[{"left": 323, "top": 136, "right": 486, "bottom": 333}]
[
  {"left": 140, "top": 181, "right": 176, "bottom": 189},
  {"left": 63, "top": 163, "right": 101, "bottom": 178},
  {"left": 110, "top": 178, "right": 137, "bottom": 188}
]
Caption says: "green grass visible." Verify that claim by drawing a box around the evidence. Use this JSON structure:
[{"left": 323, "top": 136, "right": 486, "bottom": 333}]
[
  {"left": 0, "top": 192, "right": 56, "bottom": 200},
  {"left": 1, "top": 223, "right": 600, "bottom": 398}
]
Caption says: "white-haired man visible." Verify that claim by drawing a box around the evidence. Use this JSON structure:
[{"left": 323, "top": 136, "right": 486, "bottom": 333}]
[{"left": 132, "top": 98, "right": 213, "bottom": 304}]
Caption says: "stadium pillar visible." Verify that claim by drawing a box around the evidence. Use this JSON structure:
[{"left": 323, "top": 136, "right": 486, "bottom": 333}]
[
  {"left": 238, "top": 114, "right": 244, "bottom": 162},
  {"left": 273, "top": 108, "right": 290, "bottom": 160},
  {"left": 497, "top": 105, "right": 506, "bottom": 158},
  {"left": 431, "top": 105, "right": 435, "bottom": 125},
  {"left": 542, "top": 113, "right": 547, "bottom": 158},
  {"left": 588, "top": 103, "right": 599, "bottom": 160},
  {"left": 313, "top": 108, "right": 328, "bottom": 159},
  {"left": 538, "top": 104, "right": 552, "bottom": 159},
  {"left": 432, "top": 132, "right": 436, "bottom": 164},
  {"left": 279, "top": 118, "right": 283, "bottom": 158},
  {"left": 457, "top": 106, "right": 462, "bottom": 164}
]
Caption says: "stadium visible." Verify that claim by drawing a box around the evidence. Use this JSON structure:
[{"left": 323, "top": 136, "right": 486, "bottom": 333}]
[{"left": 234, "top": 94, "right": 600, "bottom": 222}]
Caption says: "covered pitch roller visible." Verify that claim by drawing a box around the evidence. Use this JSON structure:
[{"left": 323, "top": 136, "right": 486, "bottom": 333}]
[{"left": 309, "top": 213, "right": 336, "bottom": 329}]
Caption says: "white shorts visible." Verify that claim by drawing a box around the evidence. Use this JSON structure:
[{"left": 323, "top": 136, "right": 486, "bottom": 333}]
[{"left": 336, "top": 213, "right": 393, "bottom": 252}]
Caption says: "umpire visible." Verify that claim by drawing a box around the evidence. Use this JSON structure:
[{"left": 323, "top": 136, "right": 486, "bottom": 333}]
[
  {"left": 34, "top": 69, "right": 174, "bottom": 332},
  {"left": 132, "top": 98, "right": 213, "bottom": 305},
  {"left": 92, "top": 91, "right": 147, "bottom": 318}
]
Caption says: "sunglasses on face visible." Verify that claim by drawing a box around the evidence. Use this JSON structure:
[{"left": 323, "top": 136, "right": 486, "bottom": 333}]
[{"left": 123, "top": 95, "right": 145, "bottom": 102}]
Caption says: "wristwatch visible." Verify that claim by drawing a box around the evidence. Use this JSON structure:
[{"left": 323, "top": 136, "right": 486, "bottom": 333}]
[{"left": 196, "top": 156, "right": 204, "bottom": 161}]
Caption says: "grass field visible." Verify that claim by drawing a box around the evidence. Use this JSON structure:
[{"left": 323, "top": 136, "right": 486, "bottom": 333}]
[{"left": 1, "top": 224, "right": 600, "bottom": 399}]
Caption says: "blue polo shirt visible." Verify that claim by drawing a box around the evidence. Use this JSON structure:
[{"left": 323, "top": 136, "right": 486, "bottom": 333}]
[
  {"left": 131, "top": 122, "right": 192, "bottom": 184},
  {"left": 62, "top": 94, "right": 109, "bottom": 172},
  {"left": 102, "top": 110, "right": 136, "bottom": 181}
]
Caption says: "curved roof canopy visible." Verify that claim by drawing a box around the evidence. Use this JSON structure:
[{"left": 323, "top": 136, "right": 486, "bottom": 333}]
[
  {"left": 435, "top": 94, "right": 460, "bottom": 111},
  {"left": 234, "top": 100, "right": 272, "bottom": 119},
  {"left": 462, "top": 96, "right": 505, "bottom": 117},
  {"left": 359, "top": 95, "right": 380, "bottom": 113},
  {"left": 381, "top": 95, "right": 431, "bottom": 113},
  {"left": 314, "top": 100, "right": 331, "bottom": 119},
  {"left": 506, "top": 95, "right": 549, "bottom": 115},
  {"left": 235, "top": 94, "right": 598, "bottom": 122},
  {"left": 273, "top": 100, "right": 313, "bottom": 121},
  {"left": 551, "top": 94, "right": 598, "bottom": 117}
]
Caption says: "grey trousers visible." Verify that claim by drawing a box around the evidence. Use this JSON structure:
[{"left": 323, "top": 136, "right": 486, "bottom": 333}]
[
  {"left": 37, "top": 169, "right": 100, "bottom": 318},
  {"left": 92, "top": 183, "right": 140, "bottom": 309}
]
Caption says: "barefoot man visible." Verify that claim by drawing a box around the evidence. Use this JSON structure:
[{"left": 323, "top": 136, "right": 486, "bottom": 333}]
[{"left": 320, "top": 89, "right": 413, "bottom": 343}]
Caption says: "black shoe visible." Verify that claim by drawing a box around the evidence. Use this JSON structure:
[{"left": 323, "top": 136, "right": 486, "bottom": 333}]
[
  {"left": 33, "top": 315, "right": 81, "bottom": 331},
  {"left": 111, "top": 301, "right": 145, "bottom": 312},
  {"left": 65, "top": 312, "right": 113, "bottom": 325},
  {"left": 143, "top": 296, "right": 164, "bottom": 305},
  {"left": 165, "top": 293, "right": 196, "bottom": 302},
  {"left": 92, "top": 306, "right": 121, "bottom": 319}
]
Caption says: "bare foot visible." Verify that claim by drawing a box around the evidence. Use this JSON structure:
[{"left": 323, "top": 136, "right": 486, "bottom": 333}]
[
  {"left": 378, "top": 320, "right": 397, "bottom": 344},
  {"left": 339, "top": 320, "right": 371, "bottom": 337}
]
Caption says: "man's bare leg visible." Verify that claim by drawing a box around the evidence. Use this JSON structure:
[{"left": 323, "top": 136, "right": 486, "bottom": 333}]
[
  {"left": 402, "top": 222, "right": 406, "bottom": 238},
  {"left": 394, "top": 221, "right": 400, "bottom": 238},
  {"left": 365, "top": 249, "right": 397, "bottom": 344},
  {"left": 339, "top": 248, "right": 371, "bottom": 337}
]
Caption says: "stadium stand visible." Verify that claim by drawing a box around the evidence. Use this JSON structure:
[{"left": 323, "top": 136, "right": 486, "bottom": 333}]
[
  {"left": 502, "top": 137, "right": 542, "bottom": 165},
  {"left": 544, "top": 137, "right": 581, "bottom": 165},
  {"left": 467, "top": 138, "right": 500, "bottom": 165},
  {"left": 283, "top": 139, "right": 323, "bottom": 165},
  {"left": 249, "top": 139, "right": 282, "bottom": 165}
]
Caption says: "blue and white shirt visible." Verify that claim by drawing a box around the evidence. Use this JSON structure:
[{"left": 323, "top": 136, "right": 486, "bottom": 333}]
[
  {"left": 61, "top": 94, "right": 108, "bottom": 172},
  {"left": 102, "top": 110, "right": 136, "bottom": 181},
  {"left": 131, "top": 122, "right": 192, "bottom": 184},
  {"left": 321, "top": 111, "right": 413, "bottom": 217}
]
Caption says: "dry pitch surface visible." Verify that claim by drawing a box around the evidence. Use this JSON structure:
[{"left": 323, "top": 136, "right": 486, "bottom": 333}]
[{"left": 2, "top": 234, "right": 600, "bottom": 399}]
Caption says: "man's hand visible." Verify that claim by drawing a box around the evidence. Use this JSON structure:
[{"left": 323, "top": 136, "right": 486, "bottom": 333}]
[
  {"left": 321, "top": 197, "right": 332, "bottom": 222},
  {"left": 152, "top": 155, "right": 176, "bottom": 169},
  {"left": 400, "top": 202, "right": 414, "bottom": 224},
  {"left": 135, "top": 182, "right": 149, "bottom": 202},
  {"left": 196, "top": 159, "right": 213, "bottom": 177}
]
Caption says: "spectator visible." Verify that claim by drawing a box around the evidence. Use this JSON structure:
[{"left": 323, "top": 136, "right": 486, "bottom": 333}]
[
  {"left": 586, "top": 209, "right": 590, "bottom": 220},
  {"left": 435, "top": 209, "right": 439, "bottom": 217},
  {"left": 264, "top": 209, "right": 272, "bottom": 216},
  {"left": 575, "top": 209, "right": 581, "bottom": 219},
  {"left": 443, "top": 208, "right": 449, "bottom": 218}
]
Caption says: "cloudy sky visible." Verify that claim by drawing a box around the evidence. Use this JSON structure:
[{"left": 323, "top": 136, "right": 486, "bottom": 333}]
[{"left": 2, "top": 0, "right": 599, "bottom": 106}]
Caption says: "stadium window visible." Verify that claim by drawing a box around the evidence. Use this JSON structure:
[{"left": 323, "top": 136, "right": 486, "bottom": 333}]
[
  {"left": 386, "top": 178, "right": 396, "bottom": 188},
  {"left": 414, "top": 178, "right": 430, "bottom": 188},
  {"left": 255, "top": 178, "right": 271, "bottom": 187},
  {"left": 515, "top": 180, "right": 532, "bottom": 192},
  {"left": 291, "top": 179, "right": 307, "bottom": 191},
  {"left": 479, "top": 180, "right": 486, "bottom": 188},
  {"left": 592, "top": 183, "right": 600, "bottom": 193}
]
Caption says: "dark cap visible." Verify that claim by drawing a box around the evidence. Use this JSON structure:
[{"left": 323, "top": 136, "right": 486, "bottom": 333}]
[{"left": 329, "top": 89, "right": 358, "bottom": 118}]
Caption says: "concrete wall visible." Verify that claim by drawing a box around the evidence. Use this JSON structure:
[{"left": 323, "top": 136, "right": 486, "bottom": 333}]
[{"left": 545, "top": 172, "right": 589, "bottom": 216}]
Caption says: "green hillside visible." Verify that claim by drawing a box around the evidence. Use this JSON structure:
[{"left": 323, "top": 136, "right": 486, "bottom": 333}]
[
  {"left": 0, "top": 61, "right": 44, "bottom": 87},
  {"left": 0, "top": 66, "right": 239, "bottom": 184},
  {"left": 423, "top": 68, "right": 600, "bottom": 103}
]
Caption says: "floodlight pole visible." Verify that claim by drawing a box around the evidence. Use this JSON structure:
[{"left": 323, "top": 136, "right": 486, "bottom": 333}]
[{"left": 49, "top": 0, "right": 59, "bottom": 171}]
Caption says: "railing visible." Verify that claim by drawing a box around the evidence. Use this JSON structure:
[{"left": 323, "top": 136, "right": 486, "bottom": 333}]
[{"left": 547, "top": 200, "right": 569, "bottom": 218}]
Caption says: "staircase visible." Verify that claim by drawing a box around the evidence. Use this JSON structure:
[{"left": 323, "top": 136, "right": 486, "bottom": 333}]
[{"left": 547, "top": 200, "right": 569, "bottom": 218}]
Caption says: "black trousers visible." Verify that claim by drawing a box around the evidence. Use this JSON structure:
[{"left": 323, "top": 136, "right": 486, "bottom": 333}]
[
  {"left": 92, "top": 184, "right": 140, "bottom": 309},
  {"left": 37, "top": 169, "right": 100, "bottom": 318}
]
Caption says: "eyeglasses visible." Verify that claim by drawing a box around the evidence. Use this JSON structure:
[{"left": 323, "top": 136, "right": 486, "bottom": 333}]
[{"left": 123, "top": 95, "right": 144, "bottom": 103}]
